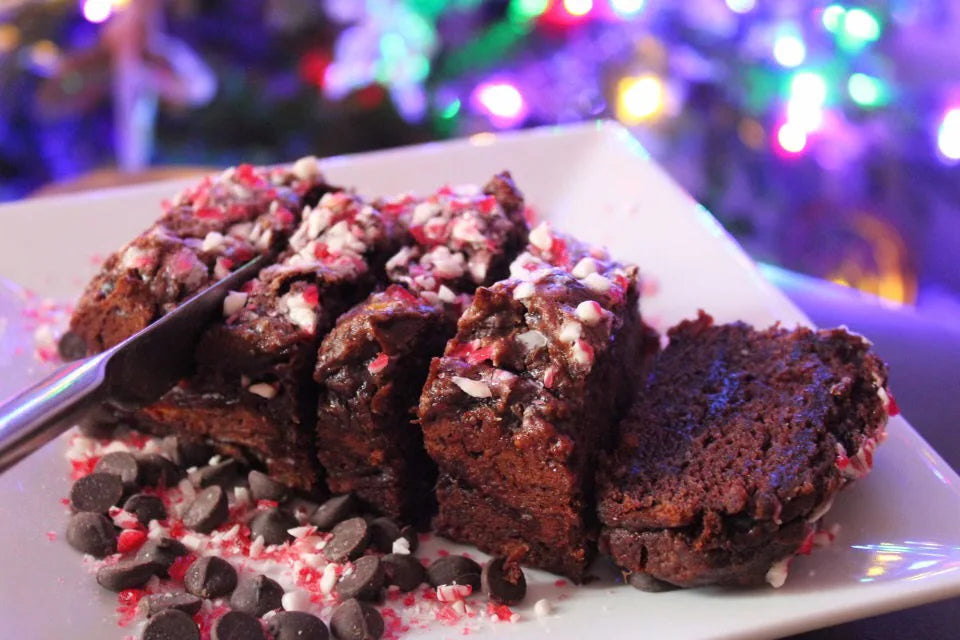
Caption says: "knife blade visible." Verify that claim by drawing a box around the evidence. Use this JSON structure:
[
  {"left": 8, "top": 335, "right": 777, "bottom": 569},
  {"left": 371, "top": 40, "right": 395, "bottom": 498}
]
[{"left": 0, "top": 255, "right": 264, "bottom": 473}]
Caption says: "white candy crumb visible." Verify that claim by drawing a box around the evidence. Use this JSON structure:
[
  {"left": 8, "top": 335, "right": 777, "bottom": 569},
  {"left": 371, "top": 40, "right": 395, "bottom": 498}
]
[
  {"left": 233, "top": 486, "right": 251, "bottom": 507},
  {"left": 292, "top": 156, "right": 321, "bottom": 181},
  {"left": 222, "top": 291, "right": 248, "bottom": 317},
  {"left": 285, "top": 292, "right": 317, "bottom": 333},
  {"left": 319, "top": 563, "right": 338, "bottom": 594},
  {"left": 437, "top": 284, "right": 457, "bottom": 304},
  {"left": 436, "top": 584, "right": 472, "bottom": 602},
  {"left": 281, "top": 589, "right": 312, "bottom": 612},
  {"left": 559, "top": 321, "right": 582, "bottom": 343},
  {"left": 571, "top": 257, "right": 598, "bottom": 279},
  {"left": 575, "top": 300, "right": 603, "bottom": 325},
  {"left": 529, "top": 222, "right": 553, "bottom": 251},
  {"left": 516, "top": 329, "right": 548, "bottom": 351},
  {"left": 451, "top": 376, "right": 492, "bottom": 399},
  {"left": 249, "top": 536, "right": 265, "bottom": 558},
  {"left": 392, "top": 537, "right": 411, "bottom": 555},
  {"left": 248, "top": 383, "right": 277, "bottom": 399},
  {"left": 765, "top": 557, "right": 791, "bottom": 588},
  {"left": 513, "top": 281, "right": 535, "bottom": 300},
  {"left": 582, "top": 272, "right": 612, "bottom": 293},
  {"left": 534, "top": 598, "right": 552, "bottom": 618},
  {"left": 288, "top": 525, "right": 316, "bottom": 539},
  {"left": 181, "top": 533, "right": 203, "bottom": 552},
  {"left": 201, "top": 231, "right": 225, "bottom": 253}
]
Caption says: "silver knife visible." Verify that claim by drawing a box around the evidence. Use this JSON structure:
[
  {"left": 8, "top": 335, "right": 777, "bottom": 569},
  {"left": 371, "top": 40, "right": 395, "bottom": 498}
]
[{"left": 0, "top": 255, "right": 264, "bottom": 473}]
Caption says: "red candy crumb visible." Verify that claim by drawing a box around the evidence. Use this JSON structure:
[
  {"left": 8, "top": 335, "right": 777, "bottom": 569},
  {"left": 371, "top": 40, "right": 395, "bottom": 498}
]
[
  {"left": 168, "top": 554, "right": 197, "bottom": 583},
  {"left": 486, "top": 602, "right": 514, "bottom": 622},
  {"left": 116, "top": 589, "right": 146, "bottom": 627},
  {"left": 368, "top": 352, "right": 390, "bottom": 375},
  {"left": 70, "top": 457, "right": 100, "bottom": 480},
  {"left": 887, "top": 389, "right": 900, "bottom": 416},
  {"left": 46, "top": 531, "right": 57, "bottom": 542},
  {"left": 117, "top": 529, "right": 148, "bottom": 554},
  {"left": 301, "top": 285, "right": 320, "bottom": 307}
]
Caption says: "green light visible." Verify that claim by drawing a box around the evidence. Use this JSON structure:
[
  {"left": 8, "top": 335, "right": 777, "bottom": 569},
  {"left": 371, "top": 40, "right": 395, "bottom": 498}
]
[
  {"left": 843, "top": 8, "right": 881, "bottom": 42},
  {"left": 440, "top": 99, "right": 461, "bottom": 119},
  {"left": 848, "top": 73, "right": 887, "bottom": 107},
  {"left": 822, "top": 4, "right": 845, "bottom": 32},
  {"left": 379, "top": 33, "right": 407, "bottom": 61},
  {"left": 509, "top": 0, "right": 549, "bottom": 22}
]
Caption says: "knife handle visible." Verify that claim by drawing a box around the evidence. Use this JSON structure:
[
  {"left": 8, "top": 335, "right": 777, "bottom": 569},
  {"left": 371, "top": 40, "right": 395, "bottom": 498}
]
[{"left": 0, "top": 353, "right": 109, "bottom": 473}]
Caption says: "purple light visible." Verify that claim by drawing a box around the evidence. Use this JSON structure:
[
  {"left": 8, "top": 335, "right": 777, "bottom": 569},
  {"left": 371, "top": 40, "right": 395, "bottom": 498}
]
[
  {"left": 472, "top": 81, "right": 527, "bottom": 128},
  {"left": 82, "top": 0, "right": 113, "bottom": 23}
]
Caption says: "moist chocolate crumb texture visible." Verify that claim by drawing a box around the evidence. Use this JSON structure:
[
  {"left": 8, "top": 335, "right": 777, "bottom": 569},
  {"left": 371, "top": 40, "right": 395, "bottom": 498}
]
[
  {"left": 418, "top": 224, "right": 646, "bottom": 582},
  {"left": 68, "top": 158, "right": 333, "bottom": 355},
  {"left": 314, "top": 174, "right": 528, "bottom": 522},
  {"left": 597, "top": 312, "right": 894, "bottom": 588}
]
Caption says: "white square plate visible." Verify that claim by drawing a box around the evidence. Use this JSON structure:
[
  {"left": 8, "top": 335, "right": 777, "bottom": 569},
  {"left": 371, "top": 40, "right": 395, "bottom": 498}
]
[{"left": 1, "top": 122, "right": 959, "bottom": 639}]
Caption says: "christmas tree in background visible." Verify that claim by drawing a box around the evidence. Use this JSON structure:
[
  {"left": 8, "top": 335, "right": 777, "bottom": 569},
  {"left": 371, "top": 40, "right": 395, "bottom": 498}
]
[{"left": 2, "top": 0, "right": 960, "bottom": 307}]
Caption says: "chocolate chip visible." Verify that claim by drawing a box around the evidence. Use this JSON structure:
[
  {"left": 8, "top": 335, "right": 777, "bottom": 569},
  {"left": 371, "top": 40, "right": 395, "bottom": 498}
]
[
  {"left": 626, "top": 571, "right": 678, "bottom": 592},
  {"left": 123, "top": 493, "right": 167, "bottom": 525},
  {"left": 400, "top": 526, "right": 419, "bottom": 554},
  {"left": 138, "top": 454, "right": 185, "bottom": 488},
  {"left": 94, "top": 451, "right": 141, "bottom": 492},
  {"left": 248, "top": 470, "right": 289, "bottom": 502},
  {"left": 198, "top": 459, "right": 242, "bottom": 489},
  {"left": 335, "top": 556, "right": 384, "bottom": 602},
  {"left": 77, "top": 420, "right": 118, "bottom": 439},
  {"left": 182, "top": 485, "right": 228, "bottom": 533},
  {"left": 324, "top": 517, "right": 369, "bottom": 563},
  {"left": 70, "top": 472, "right": 124, "bottom": 513},
  {"left": 249, "top": 508, "right": 297, "bottom": 546},
  {"left": 211, "top": 611, "right": 264, "bottom": 640},
  {"left": 66, "top": 512, "right": 117, "bottom": 557},
  {"left": 58, "top": 331, "right": 87, "bottom": 361},
  {"left": 167, "top": 437, "right": 216, "bottom": 469},
  {"left": 282, "top": 497, "right": 320, "bottom": 524},
  {"left": 267, "top": 611, "right": 329, "bottom": 640},
  {"left": 96, "top": 559, "right": 160, "bottom": 592},
  {"left": 329, "top": 599, "right": 383, "bottom": 640},
  {"left": 136, "top": 538, "right": 189, "bottom": 576},
  {"left": 184, "top": 556, "right": 237, "bottom": 599},
  {"left": 309, "top": 494, "right": 357, "bottom": 531},
  {"left": 381, "top": 554, "right": 425, "bottom": 593},
  {"left": 367, "top": 518, "right": 401, "bottom": 553},
  {"left": 229, "top": 574, "right": 284, "bottom": 617},
  {"left": 481, "top": 556, "right": 526, "bottom": 605},
  {"left": 139, "top": 592, "right": 204, "bottom": 617},
  {"left": 426, "top": 556, "right": 481, "bottom": 591},
  {"left": 143, "top": 609, "right": 201, "bottom": 640}
]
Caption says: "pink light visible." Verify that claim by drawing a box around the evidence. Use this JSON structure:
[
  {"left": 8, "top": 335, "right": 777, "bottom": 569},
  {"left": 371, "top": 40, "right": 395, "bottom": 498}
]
[
  {"left": 472, "top": 82, "right": 527, "bottom": 128},
  {"left": 82, "top": 0, "right": 113, "bottom": 23}
]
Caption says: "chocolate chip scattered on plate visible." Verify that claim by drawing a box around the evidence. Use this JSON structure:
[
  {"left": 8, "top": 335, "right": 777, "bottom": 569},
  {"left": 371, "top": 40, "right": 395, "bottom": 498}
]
[
  {"left": 167, "top": 437, "right": 215, "bottom": 469},
  {"left": 123, "top": 493, "right": 167, "bottom": 525},
  {"left": 249, "top": 507, "right": 297, "bottom": 546},
  {"left": 96, "top": 559, "right": 160, "bottom": 592},
  {"left": 309, "top": 493, "right": 357, "bottom": 531},
  {"left": 367, "top": 518, "right": 401, "bottom": 553},
  {"left": 267, "top": 611, "right": 329, "bottom": 640},
  {"left": 335, "top": 556, "right": 384, "bottom": 602},
  {"left": 57, "top": 331, "right": 87, "bottom": 361},
  {"left": 324, "top": 517, "right": 370, "bottom": 563},
  {"left": 184, "top": 556, "right": 238, "bottom": 599},
  {"left": 70, "top": 472, "right": 124, "bottom": 513},
  {"left": 182, "top": 485, "right": 228, "bottom": 533},
  {"left": 136, "top": 538, "right": 189, "bottom": 576},
  {"left": 198, "top": 459, "right": 242, "bottom": 489},
  {"left": 137, "top": 453, "right": 184, "bottom": 488},
  {"left": 329, "top": 598, "right": 384, "bottom": 640},
  {"left": 94, "top": 451, "right": 141, "bottom": 492},
  {"left": 142, "top": 609, "right": 201, "bottom": 640},
  {"left": 66, "top": 512, "right": 117, "bottom": 557},
  {"left": 248, "top": 470, "right": 289, "bottom": 502},
  {"left": 139, "top": 592, "right": 204, "bottom": 618},
  {"left": 381, "top": 553, "right": 426, "bottom": 593},
  {"left": 481, "top": 556, "right": 526, "bottom": 605},
  {"left": 211, "top": 611, "right": 265, "bottom": 640},
  {"left": 426, "top": 555, "right": 482, "bottom": 591},
  {"left": 229, "top": 574, "right": 284, "bottom": 617}
]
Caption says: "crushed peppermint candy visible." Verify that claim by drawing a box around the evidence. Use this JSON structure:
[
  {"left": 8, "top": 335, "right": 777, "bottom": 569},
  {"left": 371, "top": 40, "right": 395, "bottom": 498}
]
[
  {"left": 451, "top": 376, "right": 493, "bottom": 399},
  {"left": 533, "top": 598, "right": 552, "bottom": 618},
  {"left": 513, "top": 281, "right": 535, "bottom": 300},
  {"left": 528, "top": 223, "right": 553, "bottom": 252},
  {"left": 222, "top": 291, "right": 248, "bottom": 317},
  {"left": 248, "top": 383, "right": 278, "bottom": 399},
  {"left": 436, "top": 584, "right": 473, "bottom": 602},
  {"left": 575, "top": 300, "right": 604, "bottom": 325},
  {"left": 581, "top": 272, "right": 612, "bottom": 294}
]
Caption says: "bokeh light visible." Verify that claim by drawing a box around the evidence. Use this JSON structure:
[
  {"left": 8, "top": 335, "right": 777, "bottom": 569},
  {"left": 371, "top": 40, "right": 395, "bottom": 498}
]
[
  {"left": 82, "top": 0, "right": 113, "bottom": 23},
  {"left": 616, "top": 74, "right": 665, "bottom": 124},
  {"left": 773, "top": 32, "right": 806, "bottom": 68},
  {"left": 777, "top": 122, "right": 808, "bottom": 154},
  {"left": 822, "top": 4, "right": 845, "bottom": 32},
  {"left": 843, "top": 8, "right": 881, "bottom": 42},
  {"left": 937, "top": 109, "right": 960, "bottom": 161},
  {"left": 563, "top": 0, "right": 593, "bottom": 17},
  {"left": 725, "top": 0, "right": 756, "bottom": 14},
  {"left": 848, "top": 73, "right": 887, "bottom": 108},
  {"left": 472, "top": 81, "right": 527, "bottom": 127},
  {"left": 610, "top": 0, "right": 646, "bottom": 17}
]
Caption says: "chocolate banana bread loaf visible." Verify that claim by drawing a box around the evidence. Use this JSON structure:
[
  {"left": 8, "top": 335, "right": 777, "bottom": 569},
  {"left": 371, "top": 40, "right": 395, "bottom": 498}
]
[{"left": 597, "top": 312, "right": 893, "bottom": 588}]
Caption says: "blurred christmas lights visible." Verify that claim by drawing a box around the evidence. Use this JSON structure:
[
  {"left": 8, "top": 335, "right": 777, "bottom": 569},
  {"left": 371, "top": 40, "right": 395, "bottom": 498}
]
[
  {"left": 937, "top": 109, "right": 960, "bottom": 162},
  {"left": 563, "top": 0, "right": 593, "bottom": 18},
  {"left": 848, "top": 73, "right": 888, "bottom": 108},
  {"left": 725, "top": 0, "right": 756, "bottom": 14},
  {"left": 843, "top": 8, "right": 881, "bottom": 42},
  {"left": 82, "top": 0, "right": 113, "bottom": 23},
  {"left": 776, "top": 122, "right": 808, "bottom": 154},
  {"left": 610, "top": 0, "right": 646, "bottom": 17},
  {"left": 822, "top": 4, "right": 845, "bottom": 32},
  {"left": 773, "top": 30, "right": 806, "bottom": 67},
  {"left": 616, "top": 74, "right": 665, "bottom": 124},
  {"left": 472, "top": 81, "right": 527, "bottom": 127}
]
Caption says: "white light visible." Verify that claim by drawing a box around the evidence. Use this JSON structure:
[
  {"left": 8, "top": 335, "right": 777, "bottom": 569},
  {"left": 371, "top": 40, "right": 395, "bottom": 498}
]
[
  {"left": 791, "top": 71, "right": 827, "bottom": 106},
  {"left": 725, "top": 0, "right": 756, "bottom": 13},
  {"left": 82, "top": 0, "right": 112, "bottom": 23},
  {"left": 787, "top": 101, "right": 824, "bottom": 132},
  {"left": 937, "top": 109, "right": 960, "bottom": 161},
  {"left": 611, "top": 0, "right": 646, "bottom": 16},
  {"left": 563, "top": 0, "right": 593, "bottom": 17},
  {"left": 777, "top": 122, "right": 807, "bottom": 154},
  {"left": 773, "top": 34, "right": 806, "bottom": 68}
]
